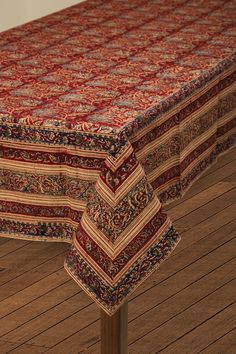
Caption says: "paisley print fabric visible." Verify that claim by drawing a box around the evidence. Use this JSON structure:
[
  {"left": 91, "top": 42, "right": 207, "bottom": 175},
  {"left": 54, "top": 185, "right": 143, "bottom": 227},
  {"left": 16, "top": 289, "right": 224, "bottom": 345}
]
[{"left": 0, "top": 0, "right": 235, "bottom": 314}]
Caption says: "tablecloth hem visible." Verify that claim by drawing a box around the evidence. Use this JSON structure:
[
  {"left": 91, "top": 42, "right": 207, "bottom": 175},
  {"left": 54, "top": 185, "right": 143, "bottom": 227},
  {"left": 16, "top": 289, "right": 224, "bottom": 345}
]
[
  {"left": 64, "top": 225, "right": 180, "bottom": 316},
  {"left": 160, "top": 136, "right": 236, "bottom": 207},
  {"left": 0, "top": 231, "right": 73, "bottom": 244}
]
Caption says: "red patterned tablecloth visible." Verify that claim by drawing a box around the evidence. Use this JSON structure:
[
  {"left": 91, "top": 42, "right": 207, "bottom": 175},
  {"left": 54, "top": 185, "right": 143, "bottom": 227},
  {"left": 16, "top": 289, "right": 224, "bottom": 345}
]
[{"left": 0, "top": 0, "right": 235, "bottom": 314}]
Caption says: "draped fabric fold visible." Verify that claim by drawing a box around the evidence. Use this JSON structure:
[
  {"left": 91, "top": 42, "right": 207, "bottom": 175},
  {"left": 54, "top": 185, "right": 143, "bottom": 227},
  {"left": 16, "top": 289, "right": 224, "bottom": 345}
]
[{"left": 64, "top": 132, "right": 179, "bottom": 314}]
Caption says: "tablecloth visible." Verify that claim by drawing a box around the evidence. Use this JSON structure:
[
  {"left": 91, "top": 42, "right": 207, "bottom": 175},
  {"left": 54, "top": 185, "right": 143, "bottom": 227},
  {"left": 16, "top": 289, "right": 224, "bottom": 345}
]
[{"left": 0, "top": 0, "right": 235, "bottom": 315}]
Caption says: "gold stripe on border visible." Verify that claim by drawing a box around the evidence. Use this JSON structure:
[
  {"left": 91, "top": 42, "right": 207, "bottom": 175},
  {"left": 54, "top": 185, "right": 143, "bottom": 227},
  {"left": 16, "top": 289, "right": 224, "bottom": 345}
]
[
  {"left": 74, "top": 217, "right": 171, "bottom": 286},
  {"left": 181, "top": 143, "right": 217, "bottom": 178},
  {"left": 0, "top": 232, "right": 73, "bottom": 244},
  {"left": 147, "top": 155, "right": 180, "bottom": 183},
  {"left": 129, "top": 65, "right": 236, "bottom": 143},
  {"left": 64, "top": 232, "right": 181, "bottom": 316},
  {"left": 0, "top": 190, "right": 86, "bottom": 210},
  {"left": 105, "top": 143, "right": 134, "bottom": 172},
  {"left": 0, "top": 140, "right": 108, "bottom": 159},
  {"left": 79, "top": 196, "right": 161, "bottom": 259},
  {"left": 180, "top": 125, "right": 217, "bottom": 162},
  {"left": 95, "top": 163, "right": 144, "bottom": 207},
  {"left": 0, "top": 212, "right": 80, "bottom": 228},
  {"left": 217, "top": 108, "right": 236, "bottom": 128},
  {"left": 136, "top": 126, "right": 178, "bottom": 161},
  {"left": 136, "top": 83, "right": 236, "bottom": 161},
  {"left": 0, "top": 158, "right": 99, "bottom": 180}
]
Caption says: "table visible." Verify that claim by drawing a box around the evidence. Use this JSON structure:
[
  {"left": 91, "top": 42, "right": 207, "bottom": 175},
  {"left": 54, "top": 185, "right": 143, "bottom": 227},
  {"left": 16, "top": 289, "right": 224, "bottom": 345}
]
[{"left": 0, "top": 0, "right": 235, "bottom": 352}]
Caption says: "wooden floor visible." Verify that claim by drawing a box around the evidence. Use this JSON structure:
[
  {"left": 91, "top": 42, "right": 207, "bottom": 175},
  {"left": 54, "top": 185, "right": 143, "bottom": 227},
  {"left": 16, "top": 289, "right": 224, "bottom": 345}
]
[{"left": 0, "top": 147, "right": 235, "bottom": 354}]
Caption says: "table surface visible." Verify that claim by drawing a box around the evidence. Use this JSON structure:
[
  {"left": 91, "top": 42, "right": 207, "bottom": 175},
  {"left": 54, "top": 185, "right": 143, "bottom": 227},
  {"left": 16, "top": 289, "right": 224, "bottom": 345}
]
[
  {"left": 0, "top": 0, "right": 235, "bottom": 133},
  {"left": 0, "top": 0, "right": 235, "bottom": 315}
]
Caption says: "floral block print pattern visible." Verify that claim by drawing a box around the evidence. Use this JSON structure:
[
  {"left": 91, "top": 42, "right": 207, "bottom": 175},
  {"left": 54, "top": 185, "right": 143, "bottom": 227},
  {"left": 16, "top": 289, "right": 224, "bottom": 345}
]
[{"left": 0, "top": 0, "right": 235, "bottom": 314}]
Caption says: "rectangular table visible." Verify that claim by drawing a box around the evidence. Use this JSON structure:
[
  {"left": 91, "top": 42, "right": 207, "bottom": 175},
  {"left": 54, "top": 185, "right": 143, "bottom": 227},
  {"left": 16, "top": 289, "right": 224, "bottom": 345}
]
[{"left": 0, "top": 0, "right": 235, "bottom": 352}]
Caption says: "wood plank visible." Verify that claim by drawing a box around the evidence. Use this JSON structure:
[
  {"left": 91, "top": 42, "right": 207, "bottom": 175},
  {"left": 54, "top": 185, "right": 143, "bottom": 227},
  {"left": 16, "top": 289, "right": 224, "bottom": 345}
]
[
  {"left": 129, "top": 237, "right": 236, "bottom": 318},
  {"left": 0, "top": 239, "right": 30, "bottom": 258},
  {"left": 0, "top": 339, "right": 48, "bottom": 354},
  {"left": 128, "top": 279, "right": 236, "bottom": 353},
  {"left": 24, "top": 231, "right": 235, "bottom": 348},
  {"left": 199, "top": 147, "right": 236, "bottom": 176},
  {"left": 48, "top": 235, "right": 236, "bottom": 353},
  {"left": 173, "top": 204, "right": 236, "bottom": 254},
  {"left": 0, "top": 269, "right": 70, "bottom": 319},
  {"left": 40, "top": 321, "right": 99, "bottom": 354},
  {"left": 0, "top": 280, "right": 79, "bottom": 337},
  {"left": 7, "top": 346, "right": 48, "bottom": 354},
  {"left": 131, "top": 217, "right": 236, "bottom": 298},
  {"left": 0, "top": 147, "right": 235, "bottom": 354},
  {"left": 79, "top": 346, "right": 99, "bottom": 354},
  {"left": 87, "top": 257, "right": 236, "bottom": 353},
  {"left": 6, "top": 205, "right": 233, "bottom": 352},
  {"left": 0, "top": 252, "right": 67, "bottom": 302},
  {"left": 128, "top": 257, "right": 236, "bottom": 340},
  {"left": 101, "top": 302, "right": 128, "bottom": 354},
  {"left": 201, "top": 328, "right": 236, "bottom": 354},
  {"left": 2, "top": 291, "right": 91, "bottom": 345},
  {"left": 0, "top": 238, "right": 12, "bottom": 246},
  {"left": 223, "top": 172, "right": 236, "bottom": 182},
  {"left": 166, "top": 162, "right": 236, "bottom": 212},
  {"left": 167, "top": 181, "right": 235, "bottom": 222},
  {"left": 173, "top": 187, "right": 235, "bottom": 229},
  {"left": 165, "top": 148, "right": 236, "bottom": 210},
  {"left": 0, "top": 241, "right": 68, "bottom": 285},
  {"left": 160, "top": 303, "right": 236, "bottom": 353},
  {"left": 27, "top": 303, "right": 100, "bottom": 350},
  {"left": 0, "top": 340, "right": 19, "bottom": 353},
  {"left": 27, "top": 302, "right": 99, "bottom": 348}
]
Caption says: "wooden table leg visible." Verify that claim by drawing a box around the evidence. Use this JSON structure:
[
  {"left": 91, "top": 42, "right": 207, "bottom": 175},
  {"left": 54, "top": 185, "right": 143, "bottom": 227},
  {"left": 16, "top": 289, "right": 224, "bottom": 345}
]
[{"left": 100, "top": 301, "right": 128, "bottom": 354}]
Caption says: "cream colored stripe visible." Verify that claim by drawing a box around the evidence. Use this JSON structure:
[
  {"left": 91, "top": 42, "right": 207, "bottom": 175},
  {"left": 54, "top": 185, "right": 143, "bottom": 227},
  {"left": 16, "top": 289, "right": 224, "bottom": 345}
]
[
  {"left": 105, "top": 143, "right": 134, "bottom": 172},
  {"left": 148, "top": 155, "right": 180, "bottom": 183},
  {"left": 0, "top": 140, "right": 107, "bottom": 159},
  {"left": 95, "top": 163, "right": 144, "bottom": 207},
  {"left": 179, "top": 96, "right": 218, "bottom": 130},
  {"left": 128, "top": 81, "right": 216, "bottom": 143},
  {"left": 181, "top": 143, "right": 217, "bottom": 178},
  {"left": 0, "top": 212, "right": 79, "bottom": 227},
  {"left": 115, "top": 197, "right": 161, "bottom": 250},
  {"left": 152, "top": 148, "right": 215, "bottom": 194},
  {"left": 217, "top": 108, "right": 236, "bottom": 127},
  {"left": 72, "top": 239, "right": 113, "bottom": 285},
  {"left": 154, "top": 176, "right": 180, "bottom": 194},
  {"left": 180, "top": 83, "right": 236, "bottom": 130},
  {"left": 0, "top": 232, "right": 72, "bottom": 244},
  {"left": 180, "top": 125, "right": 217, "bottom": 162},
  {"left": 181, "top": 109, "right": 236, "bottom": 163},
  {"left": 154, "top": 143, "right": 218, "bottom": 194},
  {"left": 74, "top": 217, "right": 171, "bottom": 286},
  {"left": 77, "top": 213, "right": 114, "bottom": 256},
  {"left": 147, "top": 155, "right": 180, "bottom": 183},
  {"left": 136, "top": 84, "right": 236, "bottom": 162},
  {"left": 218, "top": 80, "right": 236, "bottom": 99},
  {"left": 0, "top": 158, "right": 99, "bottom": 180},
  {"left": 79, "top": 196, "right": 161, "bottom": 259},
  {"left": 129, "top": 83, "right": 217, "bottom": 143},
  {"left": 217, "top": 129, "right": 236, "bottom": 144},
  {"left": 0, "top": 190, "right": 86, "bottom": 210},
  {"left": 154, "top": 115, "right": 235, "bottom": 193},
  {"left": 136, "top": 125, "right": 178, "bottom": 161},
  {"left": 149, "top": 109, "right": 235, "bottom": 185},
  {"left": 216, "top": 123, "right": 236, "bottom": 143},
  {"left": 112, "top": 217, "right": 172, "bottom": 283},
  {"left": 129, "top": 65, "right": 235, "bottom": 142}
]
